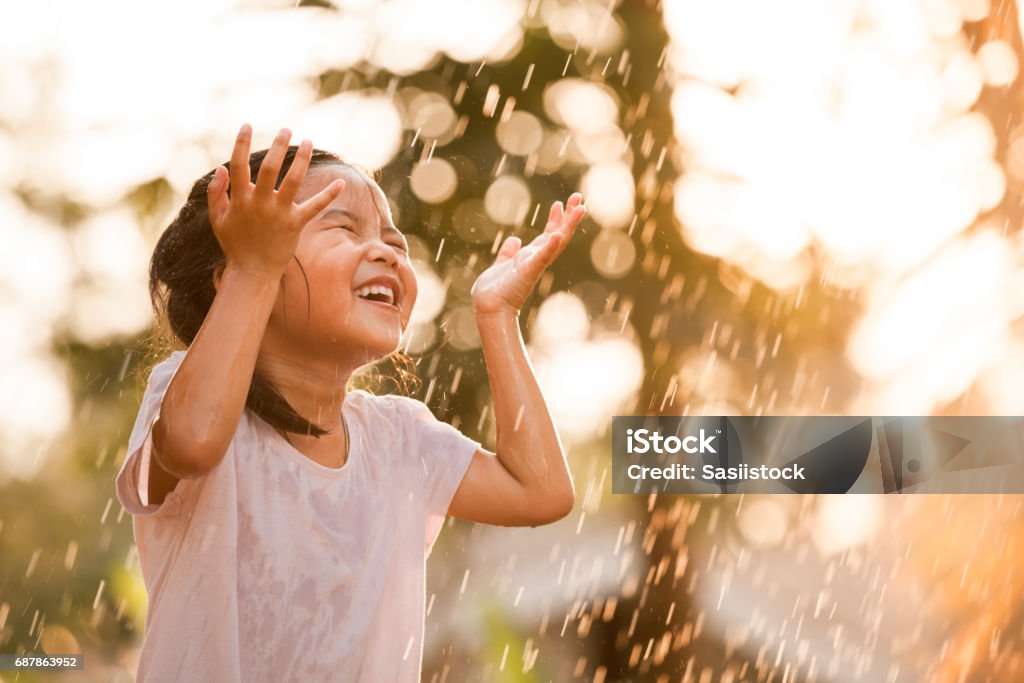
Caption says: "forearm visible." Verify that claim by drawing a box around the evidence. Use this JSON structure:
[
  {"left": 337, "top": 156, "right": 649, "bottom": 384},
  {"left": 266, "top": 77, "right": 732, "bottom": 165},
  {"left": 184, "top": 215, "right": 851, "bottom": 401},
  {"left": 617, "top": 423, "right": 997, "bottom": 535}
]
[
  {"left": 476, "top": 309, "right": 574, "bottom": 505},
  {"left": 154, "top": 265, "right": 281, "bottom": 477}
]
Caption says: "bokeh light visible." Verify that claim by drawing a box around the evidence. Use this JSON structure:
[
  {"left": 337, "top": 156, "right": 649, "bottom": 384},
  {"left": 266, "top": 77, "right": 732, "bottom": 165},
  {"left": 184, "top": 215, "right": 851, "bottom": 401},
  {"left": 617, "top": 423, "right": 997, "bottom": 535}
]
[
  {"left": 410, "top": 158, "right": 458, "bottom": 204},
  {"left": 496, "top": 111, "right": 544, "bottom": 156},
  {"left": 529, "top": 293, "right": 644, "bottom": 442},
  {"left": 589, "top": 228, "right": 636, "bottom": 279},
  {"left": 810, "top": 496, "right": 883, "bottom": 556},
  {"left": 581, "top": 162, "right": 635, "bottom": 229},
  {"left": 543, "top": 79, "right": 619, "bottom": 134},
  {"left": 483, "top": 175, "right": 532, "bottom": 225},
  {"left": 294, "top": 91, "right": 403, "bottom": 171},
  {"left": 408, "top": 259, "right": 447, "bottom": 325},
  {"left": 737, "top": 498, "right": 790, "bottom": 548}
]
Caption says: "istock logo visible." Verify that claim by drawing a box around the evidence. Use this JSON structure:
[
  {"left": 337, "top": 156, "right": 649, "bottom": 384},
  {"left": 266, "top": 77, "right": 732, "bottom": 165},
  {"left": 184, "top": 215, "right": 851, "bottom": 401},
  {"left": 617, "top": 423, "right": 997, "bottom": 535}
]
[{"left": 626, "top": 428, "right": 718, "bottom": 454}]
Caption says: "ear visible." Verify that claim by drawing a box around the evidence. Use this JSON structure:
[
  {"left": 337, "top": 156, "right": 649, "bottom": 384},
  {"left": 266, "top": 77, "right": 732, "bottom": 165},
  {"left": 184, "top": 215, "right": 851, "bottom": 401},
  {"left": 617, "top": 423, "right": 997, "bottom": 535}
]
[{"left": 213, "top": 263, "right": 226, "bottom": 293}]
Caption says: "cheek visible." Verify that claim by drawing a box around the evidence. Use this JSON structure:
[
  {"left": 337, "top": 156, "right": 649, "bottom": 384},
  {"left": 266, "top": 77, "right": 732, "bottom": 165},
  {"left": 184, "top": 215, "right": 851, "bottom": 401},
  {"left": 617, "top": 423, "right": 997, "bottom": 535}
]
[
  {"left": 403, "top": 275, "right": 419, "bottom": 325},
  {"left": 276, "top": 271, "right": 308, "bottom": 310},
  {"left": 279, "top": 260, "right": 352, "bottom": 319}
]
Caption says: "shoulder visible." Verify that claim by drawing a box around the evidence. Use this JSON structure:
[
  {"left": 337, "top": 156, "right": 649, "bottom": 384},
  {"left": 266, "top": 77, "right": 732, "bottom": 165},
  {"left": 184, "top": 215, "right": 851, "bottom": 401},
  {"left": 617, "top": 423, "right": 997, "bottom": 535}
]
[
  {"left": 144, "top": 350, "right": 187, "bottom": 387},
  {"left": 346, "top": 391, "right": 438, "bottom": 440},
  {"left": 345, "top": 389, "right": 409, "bottom": 430},
  {"left": 156, "top": 349, "right": 187, "bottom": 369},
  {"left": 347, "top": 389, "right": 421, "bottom": 415},
  {"left": 160, "top": 349, "right": 188, "bottom": 367}
]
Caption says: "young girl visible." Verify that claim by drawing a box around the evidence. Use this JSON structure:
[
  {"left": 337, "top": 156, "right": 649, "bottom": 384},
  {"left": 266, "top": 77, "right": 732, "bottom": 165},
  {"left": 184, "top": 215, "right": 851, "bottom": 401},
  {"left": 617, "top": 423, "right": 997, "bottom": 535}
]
[{"left": 115, "top": 124, "right": 586, "bottom": 681}]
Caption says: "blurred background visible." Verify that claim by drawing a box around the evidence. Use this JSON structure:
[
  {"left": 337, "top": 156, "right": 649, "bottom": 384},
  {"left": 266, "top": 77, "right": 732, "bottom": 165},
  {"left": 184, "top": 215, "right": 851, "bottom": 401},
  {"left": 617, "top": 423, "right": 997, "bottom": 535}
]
[{"left": 2, "top": 0, "right": 1024, "bottom": 680}]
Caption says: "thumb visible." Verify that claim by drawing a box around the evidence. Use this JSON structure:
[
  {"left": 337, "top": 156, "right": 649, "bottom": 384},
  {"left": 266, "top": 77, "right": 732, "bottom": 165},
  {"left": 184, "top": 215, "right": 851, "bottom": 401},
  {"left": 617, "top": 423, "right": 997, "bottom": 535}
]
[{"left": 494, "top": 235, "right": 521, "bottom": 264}]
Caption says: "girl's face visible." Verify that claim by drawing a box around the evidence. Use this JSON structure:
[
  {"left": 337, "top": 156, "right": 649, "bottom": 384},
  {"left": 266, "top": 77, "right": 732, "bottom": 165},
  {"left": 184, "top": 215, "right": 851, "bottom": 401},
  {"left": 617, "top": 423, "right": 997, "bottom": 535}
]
[{"left": 263, "top": 164, "right": 417, "bottom": 367}]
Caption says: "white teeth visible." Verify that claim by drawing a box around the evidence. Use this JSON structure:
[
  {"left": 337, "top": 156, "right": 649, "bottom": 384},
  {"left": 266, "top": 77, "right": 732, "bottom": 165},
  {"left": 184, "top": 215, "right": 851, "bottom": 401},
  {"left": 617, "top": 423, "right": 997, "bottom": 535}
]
[{"left": 354, "top": 284, "right": 396, "bottom": 305}]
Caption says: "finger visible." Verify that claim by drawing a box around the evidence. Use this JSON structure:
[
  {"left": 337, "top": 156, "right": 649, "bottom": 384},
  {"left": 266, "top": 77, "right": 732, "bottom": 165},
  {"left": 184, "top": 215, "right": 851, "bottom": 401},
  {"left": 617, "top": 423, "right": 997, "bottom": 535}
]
[
  {"left": 544, "top": 200, "right": 564, "bottom": 233},
  {"left": 560, "top": 203, "right": 587, "bottom": 237},
  {"left": 277, "top": 139, "right": 312, "bottom": 203},
  {"left": 254, "top": 128, "right": 292, "bottom": 195},
  {"left": 207, "top": 166, "right": 228, "bottom": 222},
  {"left": 548, "top": 203, "right": 586, "bottom": 259},
  {"left": 229, "top": 124, "right": 253, "bottom": 198},
  {"left": 552, "top": 196, "right": 583, "bottom": 231},
  {"left": 520, "top": 232, "right": 559, "bottom": 268},
  {"left": 296, "top": 178, "right": 346, "bottom": 224},
  {"left": 540, "top": 232, "right": 563, "bottom": 263},
  {"left": 514, "top": 233, "right": 562, "bottom": 280},
  {"left": 494, "top": 235, "right": 521, "bottom": 264}
]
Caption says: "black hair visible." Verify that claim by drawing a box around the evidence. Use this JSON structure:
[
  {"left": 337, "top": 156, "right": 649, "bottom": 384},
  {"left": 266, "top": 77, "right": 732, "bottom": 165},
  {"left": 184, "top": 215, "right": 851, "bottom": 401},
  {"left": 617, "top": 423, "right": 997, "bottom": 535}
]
[{"left": 146, "top": 144, "right": 418, "bottom": 438}]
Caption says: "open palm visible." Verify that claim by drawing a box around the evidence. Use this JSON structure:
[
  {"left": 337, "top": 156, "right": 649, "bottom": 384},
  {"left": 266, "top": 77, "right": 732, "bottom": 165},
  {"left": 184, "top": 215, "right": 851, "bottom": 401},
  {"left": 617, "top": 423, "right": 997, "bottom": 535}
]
[{"left": 471, "top": 193, "right": 586, "bottom": 316}]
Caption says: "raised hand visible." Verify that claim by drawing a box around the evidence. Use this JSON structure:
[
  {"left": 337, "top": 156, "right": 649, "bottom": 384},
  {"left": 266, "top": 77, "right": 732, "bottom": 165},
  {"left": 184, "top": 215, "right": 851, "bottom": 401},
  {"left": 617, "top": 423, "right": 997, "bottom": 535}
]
[
  {"left": 471, "top": 192, "right": 586, "bottom": 317},
  {"left": 207, "top": 124, "right": 345, "bottom": 279}
]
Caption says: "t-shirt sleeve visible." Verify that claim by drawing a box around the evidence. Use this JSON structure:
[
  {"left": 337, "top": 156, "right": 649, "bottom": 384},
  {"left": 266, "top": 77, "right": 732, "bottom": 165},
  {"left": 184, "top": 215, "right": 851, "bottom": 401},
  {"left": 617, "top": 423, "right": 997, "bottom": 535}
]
[
  {"left": 115, "top": 350, "right": 192, "bottom": 517},
  {"left": 393, "top": 396, "right": 481, "bottom": 553}
]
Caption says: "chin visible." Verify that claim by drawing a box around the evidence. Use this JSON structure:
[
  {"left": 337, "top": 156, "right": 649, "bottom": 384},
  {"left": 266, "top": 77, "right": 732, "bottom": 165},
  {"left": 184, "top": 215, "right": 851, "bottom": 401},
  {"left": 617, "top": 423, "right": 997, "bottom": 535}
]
[
  {"left": 335, "top": 326, "right": 404, "bottom": 363},
  {"left": 371, "top": 323, "right": 403, "bottom": 350}
]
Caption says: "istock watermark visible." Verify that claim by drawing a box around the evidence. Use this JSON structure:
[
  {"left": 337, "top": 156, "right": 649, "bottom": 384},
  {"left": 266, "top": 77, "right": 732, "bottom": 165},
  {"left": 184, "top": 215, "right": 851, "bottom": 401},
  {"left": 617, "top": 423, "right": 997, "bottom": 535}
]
[
  {"left": 625, "top": 428, "right": 718, "bottom": 454},
  {"left": 610, "top": 415, "right": 1024, "bottom": 494}
]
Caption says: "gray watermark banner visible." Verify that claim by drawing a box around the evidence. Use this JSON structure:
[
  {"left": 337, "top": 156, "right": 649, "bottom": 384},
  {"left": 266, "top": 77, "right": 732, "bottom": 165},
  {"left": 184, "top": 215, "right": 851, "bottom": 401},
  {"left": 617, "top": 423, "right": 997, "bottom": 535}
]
[{"left": 611, "top": 416, "right": 1024, "bottom": 494}]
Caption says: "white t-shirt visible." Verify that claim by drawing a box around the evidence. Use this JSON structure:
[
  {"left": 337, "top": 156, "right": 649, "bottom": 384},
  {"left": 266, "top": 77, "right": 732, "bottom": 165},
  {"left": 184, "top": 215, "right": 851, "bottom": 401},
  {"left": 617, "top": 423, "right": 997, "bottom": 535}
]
[{"left": 114, "top": 350, "right": 480, "bottom": 682}]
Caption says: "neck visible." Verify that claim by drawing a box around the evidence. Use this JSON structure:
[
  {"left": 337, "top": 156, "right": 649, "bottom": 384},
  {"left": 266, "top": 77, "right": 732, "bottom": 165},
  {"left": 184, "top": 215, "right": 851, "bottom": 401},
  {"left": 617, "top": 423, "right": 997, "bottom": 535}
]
[{"left": 254, "top": 349, "right": 356, "bottom": 434}]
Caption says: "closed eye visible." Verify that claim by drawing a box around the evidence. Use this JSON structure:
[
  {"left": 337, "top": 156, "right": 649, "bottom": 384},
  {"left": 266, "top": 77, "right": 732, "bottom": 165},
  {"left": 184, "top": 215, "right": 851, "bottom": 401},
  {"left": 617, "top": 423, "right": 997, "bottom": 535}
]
[{"left": 333, "top": 224, "right": 407, "bottom": 252}]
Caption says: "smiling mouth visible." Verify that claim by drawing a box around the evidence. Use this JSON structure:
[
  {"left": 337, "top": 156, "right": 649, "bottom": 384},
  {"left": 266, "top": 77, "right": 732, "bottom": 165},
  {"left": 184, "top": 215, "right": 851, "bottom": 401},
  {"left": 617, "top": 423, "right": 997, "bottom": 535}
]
[{"left": 354, "top": 284, "right": 399, "bottom": 310}]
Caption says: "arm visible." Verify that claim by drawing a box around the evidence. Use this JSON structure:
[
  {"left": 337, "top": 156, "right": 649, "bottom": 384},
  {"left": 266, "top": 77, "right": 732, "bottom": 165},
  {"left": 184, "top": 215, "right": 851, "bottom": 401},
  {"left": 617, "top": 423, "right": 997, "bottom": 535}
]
[
  {"left": 149, "top": 267, "right": 279, "bottom": 486},
  {"left": 147, "top": 125, "right": 343, "bottom": 503},
  {"left": 447, "top": 194, "right": 587, "bottom": 527}
]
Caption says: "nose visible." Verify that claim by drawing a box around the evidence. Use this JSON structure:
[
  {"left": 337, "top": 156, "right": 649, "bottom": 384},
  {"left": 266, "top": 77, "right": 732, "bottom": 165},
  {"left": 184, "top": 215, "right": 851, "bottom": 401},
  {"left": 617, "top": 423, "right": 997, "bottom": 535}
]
[{"left": 365, "top": 238, "right": 398, "bottom": 268}]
